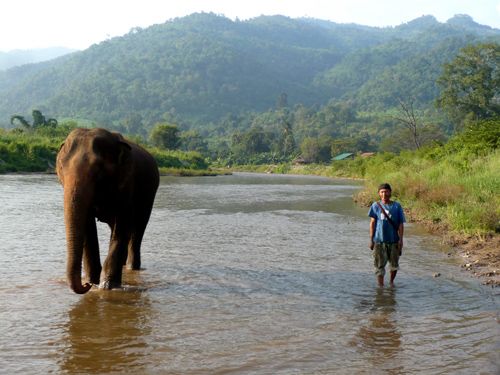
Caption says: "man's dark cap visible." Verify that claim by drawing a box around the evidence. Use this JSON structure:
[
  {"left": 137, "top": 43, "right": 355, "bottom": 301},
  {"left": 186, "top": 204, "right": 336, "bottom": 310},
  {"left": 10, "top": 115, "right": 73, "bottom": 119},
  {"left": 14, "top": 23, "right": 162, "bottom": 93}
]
[{"left": 378, "top": 183, "right": 392, "bottom": 191}]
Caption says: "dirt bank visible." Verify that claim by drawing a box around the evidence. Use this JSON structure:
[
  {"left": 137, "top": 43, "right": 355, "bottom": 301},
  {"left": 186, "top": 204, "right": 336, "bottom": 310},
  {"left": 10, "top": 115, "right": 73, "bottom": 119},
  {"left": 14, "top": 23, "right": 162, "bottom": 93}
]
[{"left": 444, "top": 234, "right": 500, "bottom": 287}]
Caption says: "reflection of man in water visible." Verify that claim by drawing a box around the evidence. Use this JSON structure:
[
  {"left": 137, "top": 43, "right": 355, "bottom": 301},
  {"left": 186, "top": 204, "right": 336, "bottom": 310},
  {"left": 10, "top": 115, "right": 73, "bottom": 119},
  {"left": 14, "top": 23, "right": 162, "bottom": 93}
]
[
  {"left": 352, "top": 288, "right": 402, "bottom": 371},
  {"left": 368, "top": 183, "right": 406, "bottom": 287}
]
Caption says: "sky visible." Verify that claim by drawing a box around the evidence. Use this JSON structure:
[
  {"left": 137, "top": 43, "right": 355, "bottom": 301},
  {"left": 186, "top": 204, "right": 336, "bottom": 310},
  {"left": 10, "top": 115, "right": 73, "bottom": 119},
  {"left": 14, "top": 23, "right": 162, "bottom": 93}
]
[{"left": 1, "top": 0, "right": 499, "bottom": 52}]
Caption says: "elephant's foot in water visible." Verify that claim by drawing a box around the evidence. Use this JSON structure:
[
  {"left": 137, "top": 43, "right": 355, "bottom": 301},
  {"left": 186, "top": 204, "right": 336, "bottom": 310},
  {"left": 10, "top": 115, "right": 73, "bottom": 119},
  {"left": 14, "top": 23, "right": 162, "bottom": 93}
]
[
  {"left": 98, "top": 270, "right": 122, "bottom": 289},
  {"left": 98, "top": 279, "right": 122, "bottom": 290}
]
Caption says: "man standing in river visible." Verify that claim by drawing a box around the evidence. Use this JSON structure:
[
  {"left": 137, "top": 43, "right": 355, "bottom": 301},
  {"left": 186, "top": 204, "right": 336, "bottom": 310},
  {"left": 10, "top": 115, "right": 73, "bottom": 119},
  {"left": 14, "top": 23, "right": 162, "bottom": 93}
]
[{"left": 368, "top": 183, "right": 406, "bottom": 287}]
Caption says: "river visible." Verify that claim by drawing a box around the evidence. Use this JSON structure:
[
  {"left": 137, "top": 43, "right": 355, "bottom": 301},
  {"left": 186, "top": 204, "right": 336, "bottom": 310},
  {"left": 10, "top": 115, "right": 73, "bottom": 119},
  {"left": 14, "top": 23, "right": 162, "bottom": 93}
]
[{"left": 0, "top": 173, "right": 498, "bottom": 374}]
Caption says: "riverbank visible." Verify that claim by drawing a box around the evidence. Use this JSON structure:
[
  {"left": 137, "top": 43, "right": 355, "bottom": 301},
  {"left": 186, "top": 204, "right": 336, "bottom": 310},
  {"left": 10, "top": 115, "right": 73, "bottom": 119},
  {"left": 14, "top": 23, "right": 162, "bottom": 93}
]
[
  {"left": 266, "top": 164, "right": 500, "bottom": 287},
  {"left": 403, "top": 207, "right": 500, "bottom": 288},
  {"left": 158, "top": 167, "right": 232, "bottom": 177}
]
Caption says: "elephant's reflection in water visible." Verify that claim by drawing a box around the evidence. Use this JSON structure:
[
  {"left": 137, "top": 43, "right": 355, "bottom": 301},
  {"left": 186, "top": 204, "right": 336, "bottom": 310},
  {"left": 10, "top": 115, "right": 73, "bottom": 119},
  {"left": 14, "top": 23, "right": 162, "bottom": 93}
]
[
  {"left": 59, "top": 285, "right": 153, "bottom": 374},
  {"left": 350, "top": 287, "right": 403, "bottom": 371}
]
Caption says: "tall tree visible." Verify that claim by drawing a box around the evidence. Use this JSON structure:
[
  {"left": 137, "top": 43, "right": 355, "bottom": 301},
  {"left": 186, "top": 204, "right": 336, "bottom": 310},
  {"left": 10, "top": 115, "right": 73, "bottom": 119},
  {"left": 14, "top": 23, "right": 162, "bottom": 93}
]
[
  {"left": 276, "top": 92, "right": 289, "bottom": 109},
  {"left": 280, "top": 120, "right": 296, "bottom": 157},
  {"left": 122, "top": 113, "right": 144, "bottom": 136},
  {"left": 180, "top": 130, "right": 209, "bottom": 154},
  {"left": 150, "top": 123, "right": 180, "bottom": 150},
  {"left": 393, "top": 98, "right": 423, "bottom": 149},
  {"left": 300, "top": 136, "right": 333, "bottom": 163},
  {"left": 436, "top": 43, "right": 500, "bottom": 124}
]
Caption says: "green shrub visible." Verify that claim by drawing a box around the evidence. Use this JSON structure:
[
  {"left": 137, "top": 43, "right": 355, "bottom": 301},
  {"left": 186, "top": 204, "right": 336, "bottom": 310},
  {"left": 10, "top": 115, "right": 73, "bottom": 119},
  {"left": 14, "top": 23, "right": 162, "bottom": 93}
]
[{"left": 149, "top": 148, "right": 208, "bottom": 170}]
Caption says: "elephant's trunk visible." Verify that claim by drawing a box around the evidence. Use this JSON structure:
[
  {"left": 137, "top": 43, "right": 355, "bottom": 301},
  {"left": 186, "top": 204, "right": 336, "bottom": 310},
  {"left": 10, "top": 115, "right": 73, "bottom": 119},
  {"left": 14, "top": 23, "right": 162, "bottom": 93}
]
[{"left": 64, "top": 183, "right": 92, "bottom": 294}]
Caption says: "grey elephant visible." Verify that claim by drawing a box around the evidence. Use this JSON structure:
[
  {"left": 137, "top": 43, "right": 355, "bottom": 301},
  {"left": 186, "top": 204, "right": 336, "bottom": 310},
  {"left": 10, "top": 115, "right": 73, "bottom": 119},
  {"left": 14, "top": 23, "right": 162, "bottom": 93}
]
[{"left": 57, "top": 128, "right": 159, "bottom": 294}]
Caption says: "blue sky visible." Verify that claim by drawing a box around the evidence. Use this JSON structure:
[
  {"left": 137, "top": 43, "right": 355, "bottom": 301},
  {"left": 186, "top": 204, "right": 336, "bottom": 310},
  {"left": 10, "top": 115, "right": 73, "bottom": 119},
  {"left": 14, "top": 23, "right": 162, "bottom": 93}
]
[{"left": 1, "top": 0, "right": 499, "bottom": 51}]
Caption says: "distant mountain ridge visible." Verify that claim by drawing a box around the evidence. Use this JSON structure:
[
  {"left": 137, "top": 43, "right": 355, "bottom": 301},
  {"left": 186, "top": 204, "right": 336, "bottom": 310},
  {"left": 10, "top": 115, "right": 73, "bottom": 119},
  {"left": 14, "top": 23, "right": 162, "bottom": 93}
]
[
  {"left": 0, "top": 47, "right": 77, "bottom": 71},
  {"left": 0, "top": 13, "right": 498, "bottom": 129}
]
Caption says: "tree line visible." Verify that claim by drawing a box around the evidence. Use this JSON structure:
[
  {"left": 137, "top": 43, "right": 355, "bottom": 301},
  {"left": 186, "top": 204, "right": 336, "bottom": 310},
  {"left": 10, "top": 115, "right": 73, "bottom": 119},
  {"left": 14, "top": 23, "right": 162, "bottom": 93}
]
[
  {"left": 1, "top": 13, "right": 498, "bottom": 131},
  {"left": 7, "top": 42, "right": 499, "bottom": 167}
]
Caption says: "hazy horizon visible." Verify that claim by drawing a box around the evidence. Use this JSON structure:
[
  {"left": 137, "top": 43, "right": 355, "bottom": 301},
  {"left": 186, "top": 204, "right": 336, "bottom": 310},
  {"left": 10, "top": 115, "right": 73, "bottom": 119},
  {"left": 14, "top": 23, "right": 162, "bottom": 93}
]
[{"left": 1, "top": 0, "right": 499, "bottom": 52}]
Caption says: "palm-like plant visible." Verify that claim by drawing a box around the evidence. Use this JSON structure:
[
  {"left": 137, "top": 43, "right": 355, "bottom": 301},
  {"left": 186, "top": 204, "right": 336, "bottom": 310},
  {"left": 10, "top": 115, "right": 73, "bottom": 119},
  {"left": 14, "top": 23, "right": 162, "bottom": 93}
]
[{"left": 10, "top": 110, "right": 58, "bottom": 129}]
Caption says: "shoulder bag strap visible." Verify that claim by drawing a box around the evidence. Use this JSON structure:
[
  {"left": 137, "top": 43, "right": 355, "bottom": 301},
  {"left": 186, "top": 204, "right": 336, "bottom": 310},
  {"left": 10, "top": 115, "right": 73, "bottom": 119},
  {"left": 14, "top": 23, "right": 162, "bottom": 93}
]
[{"left": 376, "top": 201, "right": 399, "bottom": 231}]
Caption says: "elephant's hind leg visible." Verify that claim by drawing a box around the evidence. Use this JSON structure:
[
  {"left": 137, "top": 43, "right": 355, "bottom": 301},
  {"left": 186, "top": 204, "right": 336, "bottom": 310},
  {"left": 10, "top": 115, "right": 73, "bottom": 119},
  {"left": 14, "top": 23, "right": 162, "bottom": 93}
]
[
  {"left": 126, "top": 204, "right": 153, "bottom": 271},
  {"left": 126, "top": 232, "right": 144, "bottom": 270}
]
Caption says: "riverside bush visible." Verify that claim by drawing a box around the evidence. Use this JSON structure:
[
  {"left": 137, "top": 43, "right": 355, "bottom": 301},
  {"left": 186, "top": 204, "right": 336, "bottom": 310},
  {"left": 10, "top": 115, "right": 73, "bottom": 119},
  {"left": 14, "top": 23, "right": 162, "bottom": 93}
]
[
  {"left": 0, "top": 127, "right": 209, "bottom": 173},
  {"left": 149, "top": 148, "right": 208, "bottom": 170},
  {"left": 0, "top": 133, "right": 60, "bottom": 172}
]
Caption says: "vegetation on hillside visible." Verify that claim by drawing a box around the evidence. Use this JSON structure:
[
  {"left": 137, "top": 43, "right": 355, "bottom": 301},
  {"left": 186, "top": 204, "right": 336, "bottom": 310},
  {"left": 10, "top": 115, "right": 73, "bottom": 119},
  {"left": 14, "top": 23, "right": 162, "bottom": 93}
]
[{"left": 0, "top": 13, "right": 498, "bottom": 131}]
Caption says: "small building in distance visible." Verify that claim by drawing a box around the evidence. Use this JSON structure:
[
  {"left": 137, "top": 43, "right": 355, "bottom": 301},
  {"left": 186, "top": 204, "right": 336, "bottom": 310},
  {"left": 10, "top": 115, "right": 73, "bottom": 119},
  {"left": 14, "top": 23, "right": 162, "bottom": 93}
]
[
  {"left": 332, "top": 152, "right": 355, "bottom": 161},
  {"left": 360, "top": 152, "right": 375, "bottom": 158}
]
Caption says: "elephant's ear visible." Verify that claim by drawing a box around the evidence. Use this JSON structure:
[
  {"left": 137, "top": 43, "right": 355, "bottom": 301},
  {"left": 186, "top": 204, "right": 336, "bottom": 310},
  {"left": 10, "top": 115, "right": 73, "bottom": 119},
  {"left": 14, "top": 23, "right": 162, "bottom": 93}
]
[
  {"left": 118, "top": 141, "right": 132, "bottom": 165},
  {"left": 92, "top": 135, "right": 130, "bottom": 165}
]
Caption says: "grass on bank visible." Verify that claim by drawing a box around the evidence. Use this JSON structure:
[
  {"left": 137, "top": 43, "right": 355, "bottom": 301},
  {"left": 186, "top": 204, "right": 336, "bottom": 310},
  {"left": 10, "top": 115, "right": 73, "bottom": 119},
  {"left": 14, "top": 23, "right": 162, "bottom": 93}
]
[{"left": 356, "top": 148, "right": 499, "bottom": 236}]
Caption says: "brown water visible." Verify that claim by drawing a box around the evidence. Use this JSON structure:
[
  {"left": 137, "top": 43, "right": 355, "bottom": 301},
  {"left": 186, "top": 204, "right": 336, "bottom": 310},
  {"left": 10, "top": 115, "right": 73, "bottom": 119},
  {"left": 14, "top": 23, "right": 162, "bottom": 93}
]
[{"left": 0, "top": 173, "right": 498, "bottom": 374}]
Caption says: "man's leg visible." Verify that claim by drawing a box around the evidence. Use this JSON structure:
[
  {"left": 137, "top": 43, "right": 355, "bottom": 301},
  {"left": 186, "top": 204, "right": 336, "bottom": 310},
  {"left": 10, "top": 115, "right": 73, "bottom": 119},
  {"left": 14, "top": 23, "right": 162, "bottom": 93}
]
[
  {"left": 374, "top": 243, "right": 387, "bottom": 287},
  {"left": 390, "top": 270, "right": 397, "bottom": 286},
  {"left": 389, "top": 243, "right": 400, "bottom": 286},
  {"left": 377, "top": 275, "right": 384, "bottom": 287}
]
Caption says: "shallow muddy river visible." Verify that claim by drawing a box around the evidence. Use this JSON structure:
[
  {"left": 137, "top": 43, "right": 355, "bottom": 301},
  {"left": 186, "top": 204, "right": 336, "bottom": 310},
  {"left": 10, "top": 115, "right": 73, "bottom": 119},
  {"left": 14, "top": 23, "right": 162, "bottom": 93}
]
[{"left": 0, "top": 173, "right": 498, "bottom": 374}]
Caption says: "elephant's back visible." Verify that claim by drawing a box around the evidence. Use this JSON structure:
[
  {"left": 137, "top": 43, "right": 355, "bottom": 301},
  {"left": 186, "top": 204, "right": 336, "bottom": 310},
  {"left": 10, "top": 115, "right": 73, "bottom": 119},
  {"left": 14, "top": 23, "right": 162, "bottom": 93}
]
[{"left": 130, "top": 143, "right": 160, "bottom": 191}]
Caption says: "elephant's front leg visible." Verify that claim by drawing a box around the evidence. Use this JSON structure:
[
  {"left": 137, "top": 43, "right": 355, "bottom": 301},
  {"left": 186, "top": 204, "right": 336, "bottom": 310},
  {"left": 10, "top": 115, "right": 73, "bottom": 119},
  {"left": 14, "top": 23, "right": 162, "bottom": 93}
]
[
  {"left": 83, "top": 216, "right": 101, "bottom": 285},
  {"left": 99, "top": 222, "right": 129, "bottom": 290}
]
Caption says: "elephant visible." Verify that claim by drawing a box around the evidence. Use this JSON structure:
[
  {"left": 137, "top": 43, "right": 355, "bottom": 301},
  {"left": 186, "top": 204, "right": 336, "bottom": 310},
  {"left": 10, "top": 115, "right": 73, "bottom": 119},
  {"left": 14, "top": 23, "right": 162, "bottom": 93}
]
[{"left": 57, "top": 128, "right": 159, "bottom": 294}]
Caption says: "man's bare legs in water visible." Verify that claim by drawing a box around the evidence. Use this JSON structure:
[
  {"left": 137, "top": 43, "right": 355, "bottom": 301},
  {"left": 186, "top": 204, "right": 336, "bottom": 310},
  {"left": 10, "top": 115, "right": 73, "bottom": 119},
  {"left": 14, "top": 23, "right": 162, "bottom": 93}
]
[{"left": 378, "top": 270, "right": 397, "bottom": 287}]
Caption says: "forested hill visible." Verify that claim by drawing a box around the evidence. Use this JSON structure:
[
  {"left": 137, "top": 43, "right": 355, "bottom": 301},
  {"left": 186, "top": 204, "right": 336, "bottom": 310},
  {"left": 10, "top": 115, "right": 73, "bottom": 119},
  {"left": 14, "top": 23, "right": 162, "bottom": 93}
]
[{"left": 0, "top": 13, "right": 498, "bottom": 129}]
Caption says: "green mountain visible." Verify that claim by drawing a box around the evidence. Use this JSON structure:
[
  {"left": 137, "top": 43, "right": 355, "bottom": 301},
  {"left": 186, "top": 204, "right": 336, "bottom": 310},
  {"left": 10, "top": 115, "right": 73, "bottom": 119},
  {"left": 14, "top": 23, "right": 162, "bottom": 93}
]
[{"left": 0, "top": 13, "right": 498, "bottom": 131}]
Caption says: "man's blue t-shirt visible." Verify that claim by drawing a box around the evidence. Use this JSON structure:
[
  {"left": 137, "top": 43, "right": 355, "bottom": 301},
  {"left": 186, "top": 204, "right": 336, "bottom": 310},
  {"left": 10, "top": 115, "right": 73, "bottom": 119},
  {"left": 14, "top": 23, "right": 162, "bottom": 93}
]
[{"left": 368, "top": 201, "right": 406, "bottom": 243}]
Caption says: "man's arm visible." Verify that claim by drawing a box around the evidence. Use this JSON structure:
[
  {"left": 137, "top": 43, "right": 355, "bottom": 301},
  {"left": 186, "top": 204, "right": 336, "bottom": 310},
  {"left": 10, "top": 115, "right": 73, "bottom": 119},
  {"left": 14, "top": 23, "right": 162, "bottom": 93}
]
[{"left": 369, "top": 217, "right": 376, "bottom": 250}]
